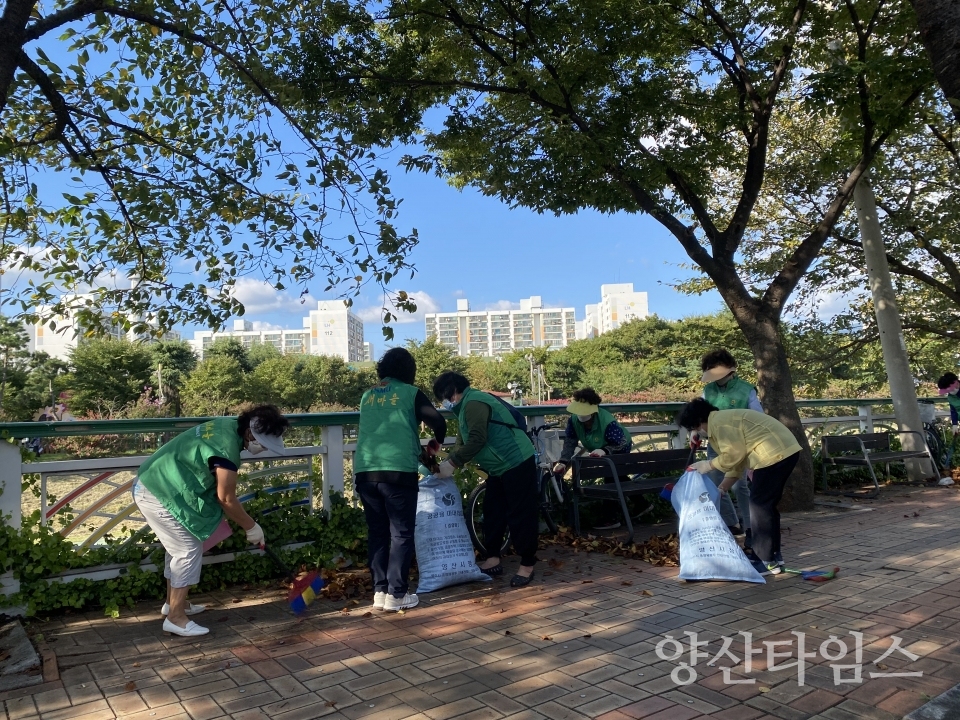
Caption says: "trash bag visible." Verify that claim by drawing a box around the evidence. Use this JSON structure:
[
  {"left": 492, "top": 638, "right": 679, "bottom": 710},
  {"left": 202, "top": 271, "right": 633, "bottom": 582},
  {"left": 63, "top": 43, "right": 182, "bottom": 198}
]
[
  {"left": 670, "top": 470, "right": 765, "bottom": 583},
  {"left": 414, "top": 475, "right": 492, "bottom": 593}
]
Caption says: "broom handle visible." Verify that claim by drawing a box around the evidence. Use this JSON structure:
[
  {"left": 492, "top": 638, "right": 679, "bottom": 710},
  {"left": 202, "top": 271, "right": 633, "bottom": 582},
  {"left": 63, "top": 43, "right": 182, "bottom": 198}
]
[{"left": 260, "top": 543, "right": 294, "bottom": 583}]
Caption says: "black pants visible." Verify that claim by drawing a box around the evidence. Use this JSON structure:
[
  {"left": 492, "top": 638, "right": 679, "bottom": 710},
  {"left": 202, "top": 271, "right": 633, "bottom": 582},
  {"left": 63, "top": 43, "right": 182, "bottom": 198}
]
[
  {"left": 749, "top": 452, "right": 800, "bottom": 563},
  {"left": 483, "top": 456, "right": 539, "bottom": 566},
  {"left": 356, "top": 481, "right": 417, "bottom": 598}
]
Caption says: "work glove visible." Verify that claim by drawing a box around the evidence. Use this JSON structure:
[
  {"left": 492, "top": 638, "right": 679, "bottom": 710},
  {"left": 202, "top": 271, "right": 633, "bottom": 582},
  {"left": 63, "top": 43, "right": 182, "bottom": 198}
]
[
  {"left": 245, "top": 522, "right": 264, "bottom": 546},
  {"left": 588, "top": 448, "right": 607, "bottom": 457},
  {"left": 953, "top": 425, "right": 960, "bottom": 436},
  {"left": 688, "top": 459, "right": 714, "bottom": 475},
  {"left": 437, "top": 460, "right": 456, "bottom": 478},
  {"left": 688, "top": 432, "right": 702, "bottom": 450},
  {"left": 552, "top": 462, "right": 567, "bottom": 475}
]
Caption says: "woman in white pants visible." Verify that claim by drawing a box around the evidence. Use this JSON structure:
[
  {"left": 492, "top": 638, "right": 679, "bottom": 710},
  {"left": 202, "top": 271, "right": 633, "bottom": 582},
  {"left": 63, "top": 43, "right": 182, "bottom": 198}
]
[{"left": 134, "top": 405, "right": 288, "bottom": 636}]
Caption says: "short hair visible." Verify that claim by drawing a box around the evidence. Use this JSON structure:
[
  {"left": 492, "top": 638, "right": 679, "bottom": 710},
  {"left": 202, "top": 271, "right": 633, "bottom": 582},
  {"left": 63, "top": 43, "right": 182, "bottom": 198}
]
[
  {"left": 377, "top": 348, "right": 416, "bottom": 384},
  {"left": 676, "top": 398, "right": 719, "bottom": 430},
  {"left": 237, "top": 404, "right": 289, "bottom": 437},
  {"left": 572, "top": 387, "right": 602, "bottom": 406},
  {"left": 937, "top": 372, "right": 959, "bottom": 389},
  {"left": 432, "top": 371, "right": 470, "bottom": 401},
  {"left": 701, "top": 349, "right": 738, "bottom": 373}
]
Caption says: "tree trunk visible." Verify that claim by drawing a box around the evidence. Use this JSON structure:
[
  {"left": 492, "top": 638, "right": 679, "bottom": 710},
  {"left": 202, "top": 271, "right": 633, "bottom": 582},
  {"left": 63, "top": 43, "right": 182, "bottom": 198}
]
[
  {"left": 0, "top": 0, "right": 34, "bottom": 112},
  {"left": 911, "top": 0, "right": 960, "bottom": 124},
  {"left": 729, "top": 302, "right": 815, "bottom": 511}
]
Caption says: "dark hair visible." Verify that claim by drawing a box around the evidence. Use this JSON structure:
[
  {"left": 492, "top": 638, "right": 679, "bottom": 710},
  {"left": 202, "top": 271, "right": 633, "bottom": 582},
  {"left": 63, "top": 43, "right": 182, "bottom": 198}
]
[
  {"left": 432, "top": 371, "right": 470, "bottom": 401},
  {"left": 572, "top": 387, "right": 602, "bottom": 406},
  {"left": 937, "top": 373, "right": 959, "bottom": 389},
  {"left": 701, "top": 349, "right": 737, "bottom": 373},
  {"left": 238, "top": 404, "right": 289, "bottom": 437},
  {"left": 377, "top": 348, "right": 416, "bottom": 384},
  {"left": 676, "top": 398, "right": 719, "bottom": 430}
]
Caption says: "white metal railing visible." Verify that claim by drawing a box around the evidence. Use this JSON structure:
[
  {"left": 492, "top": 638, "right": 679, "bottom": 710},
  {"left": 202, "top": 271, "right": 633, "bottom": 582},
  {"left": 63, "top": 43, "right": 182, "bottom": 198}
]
[{"left": 0, "top": 405, "right": 949, "bottom": 610}]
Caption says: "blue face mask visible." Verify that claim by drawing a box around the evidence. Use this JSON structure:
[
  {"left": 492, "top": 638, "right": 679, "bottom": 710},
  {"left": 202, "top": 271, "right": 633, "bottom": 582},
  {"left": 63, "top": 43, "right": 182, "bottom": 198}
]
[{"left": 441, "top": 399, "right": 455, "bottom": 411}]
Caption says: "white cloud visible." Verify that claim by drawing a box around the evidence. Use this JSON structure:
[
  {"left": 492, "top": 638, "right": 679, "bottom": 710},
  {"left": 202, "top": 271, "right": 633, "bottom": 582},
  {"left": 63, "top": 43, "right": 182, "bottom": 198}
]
[
  {"left": 231, "top": 278, "right": 317, "bottom": 315},
  {"left": 250, "top": 320, "right": 284, "bottom": 331},
  {"left": 357, "top": 291, "right": 442, "bottom": 325}
]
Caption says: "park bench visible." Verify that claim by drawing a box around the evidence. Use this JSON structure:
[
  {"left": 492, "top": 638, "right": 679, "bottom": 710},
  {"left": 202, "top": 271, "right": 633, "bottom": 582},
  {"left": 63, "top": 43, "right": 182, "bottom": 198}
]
[
  {"left": 821, "top": 431, "right": 934, "bottom": 496},
  {"left": 572, "top": 448, "right": 690, "bottom": 544}
]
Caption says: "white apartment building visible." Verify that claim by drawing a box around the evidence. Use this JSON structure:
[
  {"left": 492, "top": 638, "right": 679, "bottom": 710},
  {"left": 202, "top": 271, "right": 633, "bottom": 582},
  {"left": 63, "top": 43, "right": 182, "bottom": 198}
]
[
  {"left": 363, "top": 342, "right": 375, "bottom": 363},
  {"left": 425, "top": 297, "right": 576, "bottom": 357},
  {"left": 25, "top": 301, "right": 180, "bottom": 361},
  {"left": 577, "top": 283, "right": 649, "bottom": 338},
  {"left": 190, "top": 300, "right": 364, "bottom": 362}
]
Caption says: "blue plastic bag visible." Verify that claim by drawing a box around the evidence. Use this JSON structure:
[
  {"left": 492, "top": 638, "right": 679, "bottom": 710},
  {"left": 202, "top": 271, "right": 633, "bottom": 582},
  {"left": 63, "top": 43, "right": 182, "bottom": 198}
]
[
  {"left": 671, "top": 471, "right": 764, "bottom": 583},
  {"left": 414, "top": 475, "right": 492, "bottom": 593}
]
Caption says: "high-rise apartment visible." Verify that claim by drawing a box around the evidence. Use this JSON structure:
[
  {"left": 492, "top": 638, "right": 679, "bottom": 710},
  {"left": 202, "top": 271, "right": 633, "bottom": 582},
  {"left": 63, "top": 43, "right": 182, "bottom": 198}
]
[
  {"left": 425, "top": 297, "right": 576, "bottom": 357},
  {"left": 577, "top": 283, "right": 649, "bottom": 338},
  {"left": 190, "top": 300, "right": 364, "bottom": 362}
]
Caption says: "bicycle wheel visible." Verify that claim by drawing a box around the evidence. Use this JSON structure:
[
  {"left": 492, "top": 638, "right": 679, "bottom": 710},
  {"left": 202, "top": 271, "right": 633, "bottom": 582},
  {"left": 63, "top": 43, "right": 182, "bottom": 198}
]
[
  {"left": 466, "top": 482, "right": 511, "bottom": 556},
  {"left": 538, "top": 469, "right": 565, "bottom": 535},
  {"left": 925, "top": 426, "right": 947, "bottom": 471}
]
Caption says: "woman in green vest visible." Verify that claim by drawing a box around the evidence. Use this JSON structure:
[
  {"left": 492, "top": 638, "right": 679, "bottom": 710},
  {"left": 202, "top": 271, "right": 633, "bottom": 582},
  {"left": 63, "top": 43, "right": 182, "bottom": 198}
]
[
  {"left": 432, "top": 371, "right": 538, "bottom": 587},
  {"left": 551, "top": 388, "right": 633, "bottom": 530},
  {"left": 134, "top": 405, "right": 288, "bottom": 637},
  {"left": 355, "top": 348, "right": 447, "bottom": 612}
]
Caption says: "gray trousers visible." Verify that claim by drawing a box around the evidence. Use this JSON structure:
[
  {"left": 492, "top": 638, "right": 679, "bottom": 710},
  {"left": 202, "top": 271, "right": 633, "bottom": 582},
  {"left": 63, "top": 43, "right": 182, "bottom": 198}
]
[{"left": 706, "top": 446, "right": 751, "bottom": 530}]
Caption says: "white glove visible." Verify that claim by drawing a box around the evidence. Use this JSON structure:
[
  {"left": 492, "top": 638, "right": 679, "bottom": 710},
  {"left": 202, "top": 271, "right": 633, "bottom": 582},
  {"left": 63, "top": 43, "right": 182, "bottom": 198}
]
[
  {"left": 437, "top": 460, "right": 455, "bottom": 478},
  {"left": 552, "top": 462, "right": 567, "bottom": 474},
  {"left": 245, "top": 522, "right": 264, "bottom": 546},
  {"left": 953, "top": 425, "right": 960, "bottom": 436},
  {"left": 689, "top": 459, "right": 713, "bottom": 474},
  {"left": 588, "top": 448, "right": 607, "bottom": 457},
  {"left": 688, "top": 432, "right": 702, "bottom": 450}
]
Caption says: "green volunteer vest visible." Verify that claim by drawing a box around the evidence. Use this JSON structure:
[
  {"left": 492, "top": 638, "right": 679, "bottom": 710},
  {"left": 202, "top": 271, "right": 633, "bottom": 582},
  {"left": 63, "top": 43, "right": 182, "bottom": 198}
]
[
  {"left": 705, "top": 376, "right": 755, "bottom": 410},
  {"left": 137, "top": 418, "right": 243, "bottom": 541},
  {"left": 947, "top": 394, "right": 960, "bottom": 415},
  {"left": 354, "top": 379, "right": 421, "bottom": 474},
  {"left": 572, "top": 408, "right": 625, "bottom": 452},
  {"left": 455, "top": 386, "right": 534, "bottom": 476}
]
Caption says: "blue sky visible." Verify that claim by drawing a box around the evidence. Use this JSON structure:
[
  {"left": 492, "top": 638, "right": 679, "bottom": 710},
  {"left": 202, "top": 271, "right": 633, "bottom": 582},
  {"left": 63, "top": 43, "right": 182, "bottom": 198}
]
[{"left": 213, "top": 164, "right": 727, "bottom": 352}]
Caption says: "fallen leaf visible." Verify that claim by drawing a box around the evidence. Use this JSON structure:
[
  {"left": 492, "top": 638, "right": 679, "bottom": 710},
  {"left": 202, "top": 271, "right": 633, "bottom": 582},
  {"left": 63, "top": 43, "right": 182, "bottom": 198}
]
[
  {"left": 350, "top": 600, "right": 360, "bottom": 606},
  {"left": 362, "top": 612, "right": 372, "bottom": 618},
  {"left": 325, "top": 701, "right": 337, "bottom": 708},
  {"left": 875, "top": 662, "right": 887, "bottom": 670},
  {"left": 582, "top": 634, "right": 592, "bottom": 639},
  {"left": 504, "top": 630, "right": 512, "bottom": 636},
  {"left": 540, "top": 635, "right": 552, "bottom": 641},
  {"left": 621, "top": 582, "right": 633, "bottom": 586},
  {"left": 124, "top": 681, "right": 137, "bottom": 692},
  {"left": 642, "top": 590, "right": 653, "bottom": 596},
  {"left": 232, "top": 599, "right": 241, "bottom": 604},
  {"left": 581, "top": 580, "right": 593, "bottom": 584},
  {"left": 759, "top": 686, "right": 770, "bottom": 693},
  {"left": 498, "top": 609, "right": 505, "bottom": 614},
  {"left": 132, "top": 662, "right": 141, "bottom": 668}
]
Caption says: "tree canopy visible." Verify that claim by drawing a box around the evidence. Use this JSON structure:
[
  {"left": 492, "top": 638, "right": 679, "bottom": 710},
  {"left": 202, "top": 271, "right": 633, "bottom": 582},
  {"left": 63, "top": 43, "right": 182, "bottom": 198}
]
[{"left": 0, "top": 0, "right": 418, "bottom": 340}]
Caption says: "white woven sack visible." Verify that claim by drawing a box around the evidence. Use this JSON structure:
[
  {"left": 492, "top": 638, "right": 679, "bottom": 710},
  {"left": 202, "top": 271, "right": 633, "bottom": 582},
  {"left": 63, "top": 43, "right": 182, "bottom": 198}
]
[
  {"left": 414, "top": 475, "right": 491, "bottom": 593},
  {"left": 670, "top": 471, "right": 765, "bottom": 583}
]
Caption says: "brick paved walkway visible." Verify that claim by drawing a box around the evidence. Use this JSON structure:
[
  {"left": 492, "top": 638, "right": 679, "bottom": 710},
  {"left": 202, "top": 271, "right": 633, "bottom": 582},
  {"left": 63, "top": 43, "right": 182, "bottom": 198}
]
[{"left": 5, "top": 486, "right": 960, "bottom": 720}]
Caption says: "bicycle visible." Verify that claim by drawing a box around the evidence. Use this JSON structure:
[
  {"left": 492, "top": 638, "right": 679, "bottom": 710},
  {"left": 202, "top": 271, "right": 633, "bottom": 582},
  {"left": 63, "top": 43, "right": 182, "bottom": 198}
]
[{"left": 465, "top": 424, "right": 570, "bottom": 556}]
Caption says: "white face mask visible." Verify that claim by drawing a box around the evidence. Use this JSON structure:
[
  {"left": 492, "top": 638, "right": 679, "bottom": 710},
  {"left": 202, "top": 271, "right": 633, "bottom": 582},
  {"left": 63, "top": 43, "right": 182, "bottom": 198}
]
[
  {"left": 246, "top": 441, "right": 267, "bottom": 455},
  {"left": 577, "top": 414, "right": 593, "bottom": 422},
  {"left": 441, "top": 399, "right": 456, "bottom": 411}
]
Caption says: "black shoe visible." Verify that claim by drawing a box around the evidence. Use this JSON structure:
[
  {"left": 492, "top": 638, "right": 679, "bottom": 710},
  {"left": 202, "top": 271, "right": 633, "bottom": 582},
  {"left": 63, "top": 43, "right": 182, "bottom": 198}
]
[
  {"left": 744, "top": 528, "right": 753, "bottom": 550},
  {"left": 479, "top": 563, "right": 503, "bottom": 577},
  {"left": 510, "top": 572, "right": 534, "bottom": 588},
  {"left": 728, "top": 525, "right": 745, "bottom": 537}
]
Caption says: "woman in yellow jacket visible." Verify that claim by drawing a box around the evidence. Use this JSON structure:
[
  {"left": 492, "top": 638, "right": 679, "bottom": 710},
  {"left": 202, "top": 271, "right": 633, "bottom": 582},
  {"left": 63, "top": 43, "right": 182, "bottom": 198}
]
[{"left": 677, "top": 398, "right": 802, "bottom": 576}]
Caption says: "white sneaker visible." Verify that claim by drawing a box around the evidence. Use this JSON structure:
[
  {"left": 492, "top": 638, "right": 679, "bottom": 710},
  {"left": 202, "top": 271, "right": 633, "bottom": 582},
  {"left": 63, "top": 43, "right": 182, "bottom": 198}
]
[
  {"left": 373, "top": 592, "right": 387, "bottom": 610},
  {"left": 383, "top": 593, "right": 419, "bottom": 612},
  {"left": 161, "top": 602, "right": 206, "bottom": 616},
  {"left": 162, "top": 619, "right": 209, "bottom": 637}
]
